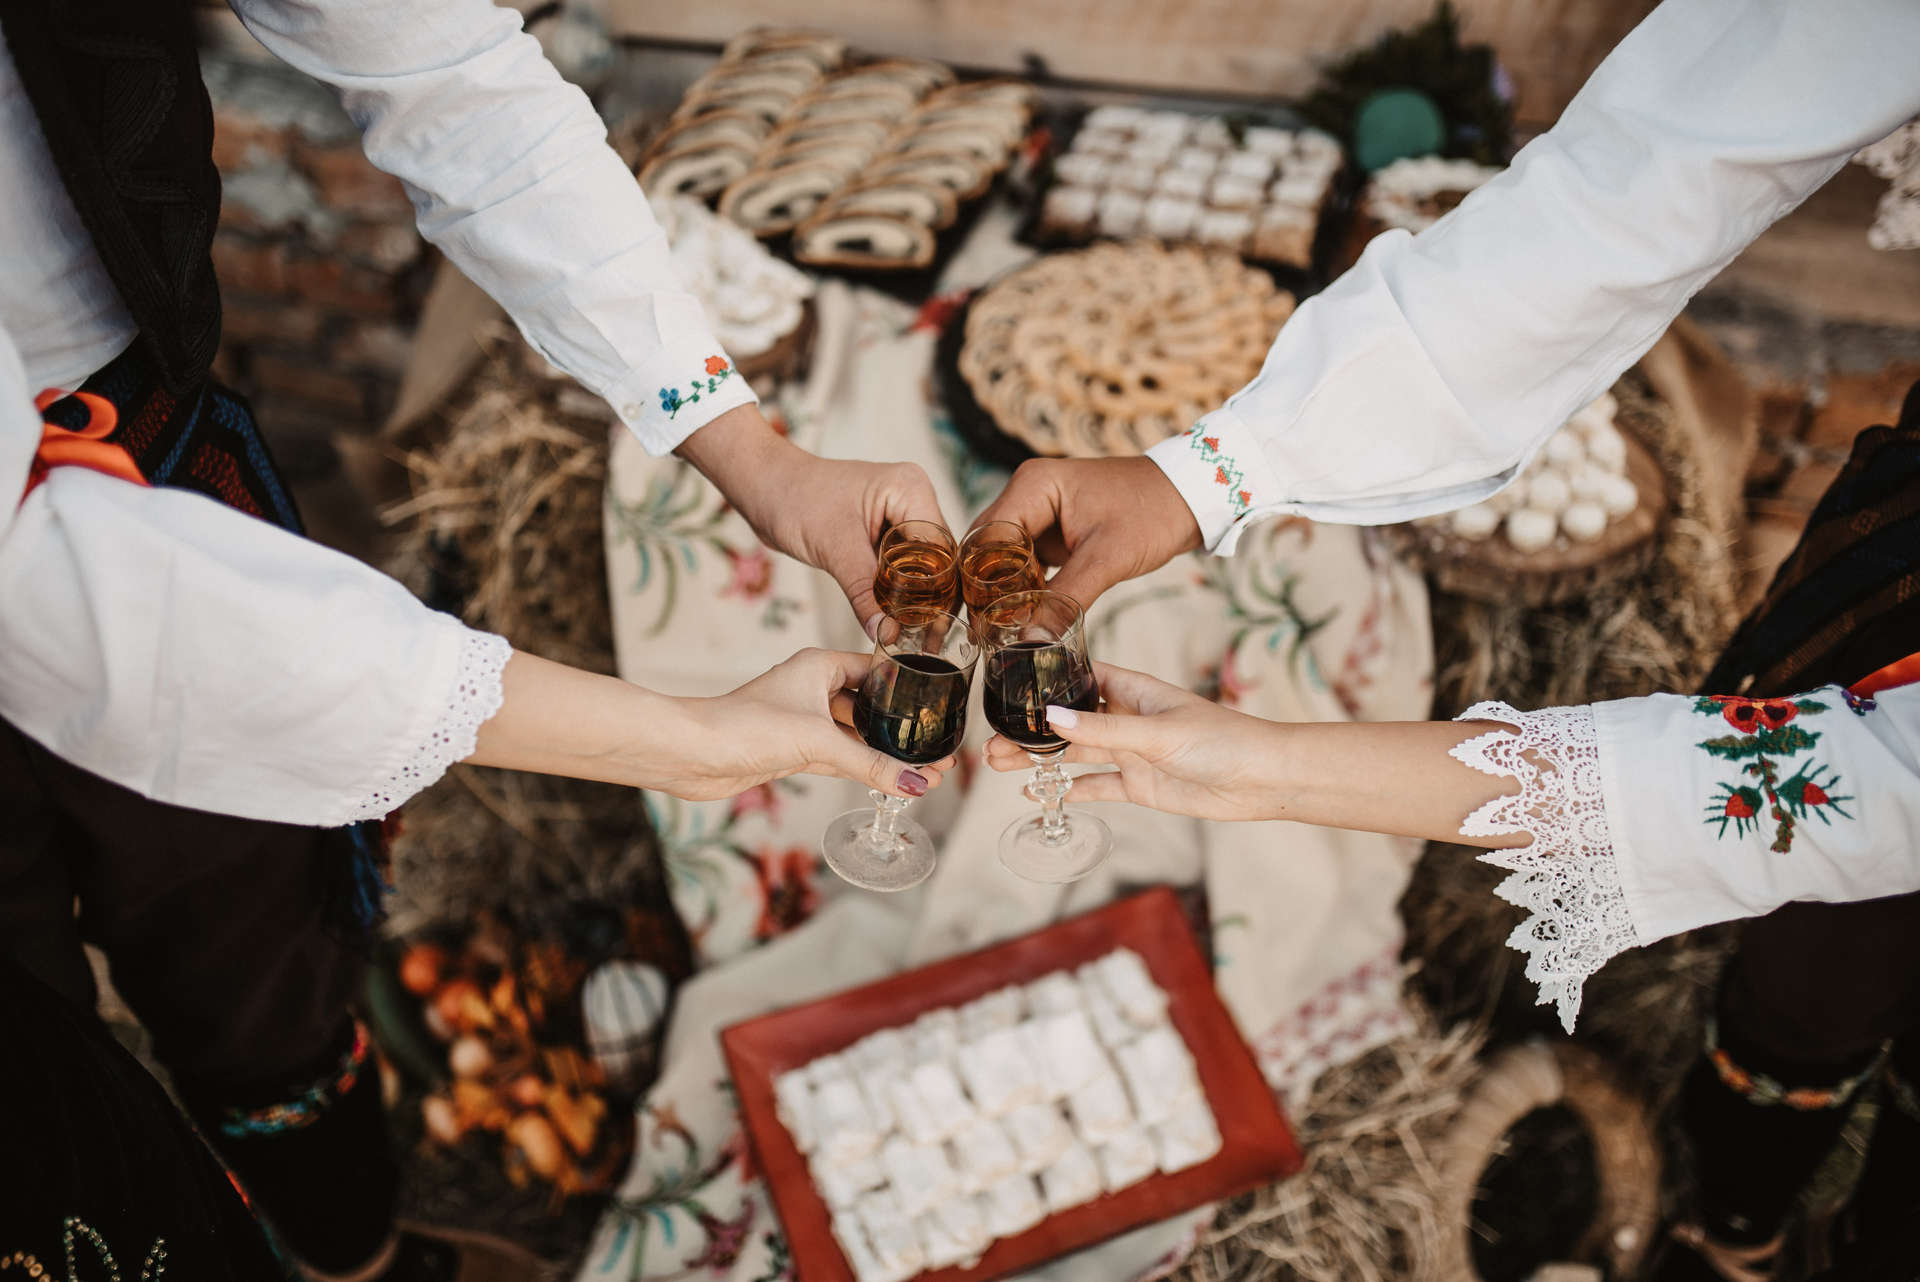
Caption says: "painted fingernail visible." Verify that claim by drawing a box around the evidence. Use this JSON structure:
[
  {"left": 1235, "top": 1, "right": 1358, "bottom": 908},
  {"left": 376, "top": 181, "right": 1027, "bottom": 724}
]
[
  {"left": 1045, "top": 705, "right": 1079, "bottom": 729},
  {"left": 899, "top": 769, "right": 929, "bottom": 797}
]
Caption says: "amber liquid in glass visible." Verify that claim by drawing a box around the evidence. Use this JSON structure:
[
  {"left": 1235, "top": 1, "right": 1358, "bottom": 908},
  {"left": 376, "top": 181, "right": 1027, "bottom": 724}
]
[
  {"left": 960, "top": 544, "right": 1043, "bottom": 615},
  {"left": 874, "top": 541, "right": 959, "bottom": 618}
]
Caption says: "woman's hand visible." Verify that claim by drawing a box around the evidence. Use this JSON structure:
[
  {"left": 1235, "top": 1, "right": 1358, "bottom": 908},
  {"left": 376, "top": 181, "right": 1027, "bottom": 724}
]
[
  {"left": 677, "top": 406, "right": 947, "bottom": 637},
  {"left": 983, "top": 662, "right": 1289, "bottom": 821},
  {"left": 470, "top": 648, "right": 953, "bottom": 803},
  {"left": 655, "top": 648, "right": 955, "bottom": 801}
]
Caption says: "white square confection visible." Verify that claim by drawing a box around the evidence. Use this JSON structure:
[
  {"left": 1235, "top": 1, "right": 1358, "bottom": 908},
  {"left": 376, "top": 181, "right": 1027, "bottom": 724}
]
[
  {"left": 1096, "top": 191, "right": 1144, "bottom": 237},
  {"left": 1090, "top": 949, "right": 1169, "bottom": 1026},
  {"left": 1172, "top": 149, "right": 1219, "bottom": 176},
  {"left": 1242, "top": 125, "right": 1296, "bottom": 157},
  {"left": 831, "top": 1212, "right": 897, "bottom": 1282},
  {"left": 979, "top": 1172, "right": 1045, "bottom": 1238},
  {"left": 855, "top": 1067, "right": 901, "bottom": 1135},
  {"left": 909, "top": 1008, "right": 961, "bottom": 1065},
  {"left": 814, "top": 1152, "right": 885, "bottom": 1208},
  {"left": 1018, "top": 1022, "right": 1067, "bottom": 1099},
  {"left": 1052, "top": 153, "right": 1111, "bottom": 188},
  {"left": 1039, "top": 1010, "right": 1107, "bottom": 1095},
  {"left": 855, "top": 1185, "right": 905, "bottom": 1241},
  {"left": 1025, "top": 971, "right": 1084, "bottom": 1017},
  {"left": 1221, "top": 151, "right": 1275, "bottom": 183},
  {"left": 1071, "top": 127, "right": 1129, "bottom": 158},
  {"left": 1271, "top": 171, "right": 1329, "bottom": 207},
  {"left": 1116, "top": 1027, "right": 1200, "bottom": 1125},
  {"left": 814, "top": 1075, "right": 881, "bottom": 1165},
  {"left": 889, "top": 1076, "right": 944, "bottom": 1146},
  {"left": 1098, "top": 1128, "right": 1160, "bottom": 1191},
  {"left": 866, "top": 1218, "right": 925, "bottom": 1282},
  {"left": 1067, "top": 1070, "right": 1135, "bottom": 1147},
  {"left": 1153, "top": 1097, "right": 1222, "bottom": 1172},
  {"left": 1189, "top": 116, "right": 1235, "bottom": 150},
  {"left": 1208, "top": 175, "right": 1265, "bottom": 209},
  {"left": 804, "top": 1052, "right": 851, "bottom": 1090},
  {"left": 916, "top": 1198, "right": 992, "bottom": 1270},
  {"left": 1139, "top": 111, "right": 1191, "bottom": 143},
  {"left": 1143, "top": 195, "right": 1198, "bottom": 239},
  {"left": 1110, "top": 161, "right": 1162, "bottom": 193},
  {"left": 1039, "top": 1141, "right": 1104, "bottom": 1213},
  {"left": 880, "top": 1134, "right": 960, "bottom": 1217},
  {"left": 1284, "top": 150, "right": 1342, "bottom": 182},
  {"left": 1127, "top": 135, "right": 1179, "bottom": 164},
  {"left": 1155, "top": 169, "right": 1209, "bottom": 201},
  {"left": 1085, "top": 104, "right": 1148, "bottom": 133},
  {"left": 1292, "top": 128, "right": 1343, "bottom": 164},
  {"left": 1043, "top": 185, "right": 1099, "bottom": 229},
  {"left": 1083, "top": 985, "right": 1136, "bottom": 1049},
  {"left": 910, "top": 1060, "right": 978, "bottom": 1138},
  {"left": 956, "top": 1026, "right": 1045, "bottom": 1117},
  {"left": 849, "top": 1029, "right": 910, "bottom": 1074},
  {"left": 773, "top": 1071, "right": 817, "bottom": 1153},
  {"left": 1006, "top": 1100, "right": 1072, "bottom": 1171},
  {"left": 958, "top": 987, "right": 1025, "bottom": 1040},
  {"left": 949, "top": 1116, "right": 1021, "bottom": 1188}
]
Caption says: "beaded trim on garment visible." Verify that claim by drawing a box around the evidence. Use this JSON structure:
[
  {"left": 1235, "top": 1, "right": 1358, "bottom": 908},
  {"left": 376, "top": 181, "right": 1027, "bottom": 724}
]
[
  {"left": 216, "top": 1023, "right": 371, "bottom": 1139},
  {"left": 2, "top": 1219, "right": 167, "bottom": 1282},
  {"left": 1704, "top": 1016, "right": 1886, "bottom": 1111}
]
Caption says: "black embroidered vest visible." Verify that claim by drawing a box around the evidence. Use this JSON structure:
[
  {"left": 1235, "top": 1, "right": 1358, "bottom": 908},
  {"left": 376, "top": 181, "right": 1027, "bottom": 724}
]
[{"left": 1, "top": 0, "right": 222, "bottom": 396}]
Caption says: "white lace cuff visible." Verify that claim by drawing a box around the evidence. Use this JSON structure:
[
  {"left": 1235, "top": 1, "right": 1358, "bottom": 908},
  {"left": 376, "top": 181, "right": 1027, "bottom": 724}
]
[
  {"left": 1451, "top": 701, "right": 1637, "bottom": 1033},
  {"left": 336, "top": 630, "right": 512, "bottom": 824}
]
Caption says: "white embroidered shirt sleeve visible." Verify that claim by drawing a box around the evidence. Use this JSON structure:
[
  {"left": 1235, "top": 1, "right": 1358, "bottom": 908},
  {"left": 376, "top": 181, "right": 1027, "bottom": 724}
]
[
  {"left": 334, "top": 631, "right": 511, "bottom": 825},
  {"left": 1449, "top": 701, "right": 1634, "bottom": 1033},
  {"left": 233, "top": 0, "right": 757, "bottom": 455},
  {"left": 1150, "top": 0, "right": 1920, "bottom": 548}
]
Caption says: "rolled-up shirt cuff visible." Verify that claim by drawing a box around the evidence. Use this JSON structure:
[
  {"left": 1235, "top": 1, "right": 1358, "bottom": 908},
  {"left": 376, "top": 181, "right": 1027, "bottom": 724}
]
[
  {"left": 606, "top": 340, "right": 762, "bottom": 455},
  {"left": 1145, "top": 406, "right": 1284, "bottom": 554}
]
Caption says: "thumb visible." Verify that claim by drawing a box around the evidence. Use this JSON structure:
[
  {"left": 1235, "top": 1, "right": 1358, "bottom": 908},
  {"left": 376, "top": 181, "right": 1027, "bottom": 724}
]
[
  {"left": 1042, "top": 703, "right": 1161, "bottom": 758},
  {"left": 818, "top": 539, "right": 886, "bottom": 640},
  {"left": 817, "top": 726, "right": 931, "bottom": 798}
]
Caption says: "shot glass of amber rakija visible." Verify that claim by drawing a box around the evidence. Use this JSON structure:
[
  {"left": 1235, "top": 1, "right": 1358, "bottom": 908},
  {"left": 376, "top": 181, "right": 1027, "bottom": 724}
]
[
  {"left": 959, "top": 520, "right": 1044, "bottom": 617},
  {"left": 873, "top": 521, "right": 960, "bottom": 621},
  {"left": 822, "top": 612, "right": 976, "bottom": 892}
]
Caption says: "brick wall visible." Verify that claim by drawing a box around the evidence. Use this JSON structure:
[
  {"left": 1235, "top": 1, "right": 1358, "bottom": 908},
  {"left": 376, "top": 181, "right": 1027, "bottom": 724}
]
[{"left": 202, "top": 49, "right": 432, "bottom": 488}]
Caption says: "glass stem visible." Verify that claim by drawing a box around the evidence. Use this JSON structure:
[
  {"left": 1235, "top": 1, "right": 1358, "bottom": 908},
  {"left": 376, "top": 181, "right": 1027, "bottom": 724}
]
[
  {"left": 866, "top": 790, "right": 911, "bottom": 855},
  {"left": 1027, "top": 751, "right": 1072, "bottom": 846}
]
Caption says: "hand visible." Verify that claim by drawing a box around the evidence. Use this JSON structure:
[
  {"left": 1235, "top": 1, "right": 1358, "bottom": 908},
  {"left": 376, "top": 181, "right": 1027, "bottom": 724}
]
[
  {"left": 471, "top": 648, "right": 953, "bottom": 803},
  {"left": 971, "top": 457, "right": 1202, "bottom": 610},
  {"left": 654, "top": 648, "right": 957, "bottom": 801},
  {"left": 677, "top": 406, "right": 946, "bottom": 636},
  {"left": 983, "top": 661, "right": 1286, "bottom": 821}
]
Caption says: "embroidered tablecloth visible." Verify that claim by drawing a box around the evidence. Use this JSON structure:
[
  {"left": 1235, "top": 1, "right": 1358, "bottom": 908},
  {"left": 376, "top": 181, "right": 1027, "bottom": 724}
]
[{"left": 582, "top": 211, "right": 1435, "bottom": 1281}]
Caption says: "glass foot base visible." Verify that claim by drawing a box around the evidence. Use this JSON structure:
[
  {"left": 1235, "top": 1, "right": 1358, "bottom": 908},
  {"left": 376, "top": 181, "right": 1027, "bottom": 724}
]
[
  {"left": 822, "top": 808, "right": 937, "bottom": 892},
  {"left": 997, "top": 811, "right": 1112, "bottom": 884}
]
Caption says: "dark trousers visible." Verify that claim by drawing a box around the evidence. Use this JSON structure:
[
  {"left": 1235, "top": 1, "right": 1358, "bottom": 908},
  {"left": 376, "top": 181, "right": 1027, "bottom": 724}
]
[{"left": 0, "top": 718, "right": 396, "bottom": 1269}]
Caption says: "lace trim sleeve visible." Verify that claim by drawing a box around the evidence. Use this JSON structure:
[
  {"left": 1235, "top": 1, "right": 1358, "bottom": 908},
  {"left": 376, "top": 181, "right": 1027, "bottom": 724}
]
[
  {"left": 333, "top": 631, "right": 512, "bottom": 826},
  {"left": 1450, "top": 701, "right": 1638, "bottom": 1033}
]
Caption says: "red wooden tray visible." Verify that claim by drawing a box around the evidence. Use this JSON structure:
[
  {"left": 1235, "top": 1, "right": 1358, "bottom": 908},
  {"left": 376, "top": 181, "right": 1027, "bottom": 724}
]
[{"left": 721, "top": 887, "right": 1304, "bottom": 1282}]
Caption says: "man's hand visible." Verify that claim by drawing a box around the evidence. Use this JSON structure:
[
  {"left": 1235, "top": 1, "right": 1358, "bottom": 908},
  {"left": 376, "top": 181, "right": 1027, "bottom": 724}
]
[
  {"left": 971, "top": 457, "right": 1203, "bottom": 610},
  {"left": 677, "top": 406, "right": 946, "bottom": 636}
]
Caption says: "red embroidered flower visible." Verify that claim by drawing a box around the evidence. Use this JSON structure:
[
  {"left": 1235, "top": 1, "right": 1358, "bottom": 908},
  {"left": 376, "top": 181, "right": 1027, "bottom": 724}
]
[
  {"left": 753, "top": 847, "right": 820, "bottom": 940},
  {"left": 1238, "top": 489, "right": 1253, "bottom": 507},
  {"left": 1202, "top": 435, "right": 1220, "bottom": 451},
  {"left": 1217, "top": 646, "right": 1252, "bottom": 708},
  {"left": 1707, "top": 695, "right": 1800, "bottom": 733},
  {"left": 729, "top": 781, "right": 784, "bottom": 824},
  {"left": 1723, "top": 791, "right": 1757, "bottom": 820},
  {"left": 720, "top": 546, "right": 774, "bottom": 600},
  {"left": 1214, "top": 465, "right": 1230, "bottom": 485},
  {"left": 704, "top": 355, "right": 730, "bottom": 376}
]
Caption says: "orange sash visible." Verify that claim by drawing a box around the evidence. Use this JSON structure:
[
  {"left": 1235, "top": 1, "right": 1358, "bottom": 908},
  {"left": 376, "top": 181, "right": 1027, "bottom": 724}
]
[
  {"left": 22, "top": 389, "right": 147, "bottom": 501},
  {"left": 1852, "top": 650, "right": 1920, "bottom": 698}
]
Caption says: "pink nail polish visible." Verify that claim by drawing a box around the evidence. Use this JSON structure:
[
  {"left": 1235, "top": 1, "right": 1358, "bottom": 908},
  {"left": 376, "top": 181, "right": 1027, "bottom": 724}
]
[
  {"left": 899, "top": 769, "right": 928, "bottom": 797},
  {"left": 1045, "top": 705, "right": 1079, "bottom": 729}
]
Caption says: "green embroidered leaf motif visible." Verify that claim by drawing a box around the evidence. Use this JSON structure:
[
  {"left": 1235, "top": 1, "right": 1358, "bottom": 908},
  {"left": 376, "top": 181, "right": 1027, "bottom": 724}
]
[
  {"left": 1693, "top": 696, "right": 1726, "bottom": 715},
  {"left": 1794, "top": 698, "right": 1827, "bottom": 715},
  {"left": 1695, "top": 725, "right": 1820, "bottom": 760}
]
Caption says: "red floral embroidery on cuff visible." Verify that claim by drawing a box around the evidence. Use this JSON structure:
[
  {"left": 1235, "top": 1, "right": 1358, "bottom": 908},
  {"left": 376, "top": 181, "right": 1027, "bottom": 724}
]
[{"left": 1186, "top": 425, "right": 1252, "bottom": 518}]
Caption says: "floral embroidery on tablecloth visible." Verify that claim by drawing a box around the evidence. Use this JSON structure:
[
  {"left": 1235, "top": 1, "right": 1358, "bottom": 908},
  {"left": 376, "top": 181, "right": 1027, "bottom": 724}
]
[
  {"left": 659, "top": 357, "right": 736, "bottom": 421},
  {"left": 1697, "top": 691, "right": 1856, "bottom": 852}
]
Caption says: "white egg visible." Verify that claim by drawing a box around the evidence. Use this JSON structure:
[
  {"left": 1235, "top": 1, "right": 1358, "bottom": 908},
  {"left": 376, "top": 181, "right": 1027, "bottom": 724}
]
[
  {"left": 1543, "top": 430, "right": 1585, "bottom": 468},
  {"left": 1560, "top": 502, "right": 1608, "bottom": 542},
  {"left": 1525, "top": 470, "right": 1572, "bottom": 514},
  {"left": 1599, "top": 474, "right": 1640, "bottom": 517},
  {"left": 1584, "top": 423, "right": 1628, "bottom": 472},
  {"left": 1567, "top": 464, "right": 1610, "bottom": 500},
  {"left": 1485, "top": 483, "right": 1520, "bottom": 514},
  {"left": 1450, "top": 503, "right": 1500, "bottom": 540},
  {"left": 1505, "top": 508, "right": 1557, "bottom": 553},
  {"left": 1588, "top": 391, "right": 1618, "bottom": 421}
]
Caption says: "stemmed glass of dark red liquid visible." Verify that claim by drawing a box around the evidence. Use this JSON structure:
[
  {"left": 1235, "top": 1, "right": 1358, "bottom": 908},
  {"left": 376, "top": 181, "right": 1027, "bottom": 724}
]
[{"left": 830, "top": 522, "right": 1107, "bottom": 888}]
